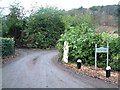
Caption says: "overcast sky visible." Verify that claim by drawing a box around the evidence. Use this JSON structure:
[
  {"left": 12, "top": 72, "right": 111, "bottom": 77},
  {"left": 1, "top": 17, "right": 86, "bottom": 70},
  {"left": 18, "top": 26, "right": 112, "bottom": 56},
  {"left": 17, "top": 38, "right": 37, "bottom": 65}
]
[{"left": 0, "top": 0, "right": 120, "bottom": 11}]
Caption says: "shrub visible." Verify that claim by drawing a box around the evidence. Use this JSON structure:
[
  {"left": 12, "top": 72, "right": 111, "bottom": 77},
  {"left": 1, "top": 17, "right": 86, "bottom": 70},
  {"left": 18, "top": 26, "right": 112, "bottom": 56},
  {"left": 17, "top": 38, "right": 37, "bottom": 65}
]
[
  {"left": 56, "top": 19, "right": 119, "bottom": 71},
  {"left": 0, "top": 37, "right": 15, "bottom": 58},
  {"left": 2, "top": 3, "right": 26, "bottom": 47},
  {"left": 57, "top": 26, "right": 102, "bottom": 64},
  {"left": 22, "top": 7, "right": 65, "bottom": 49},
  {"left": 109, "top": 36, "right": 120, "bottom": 71}
]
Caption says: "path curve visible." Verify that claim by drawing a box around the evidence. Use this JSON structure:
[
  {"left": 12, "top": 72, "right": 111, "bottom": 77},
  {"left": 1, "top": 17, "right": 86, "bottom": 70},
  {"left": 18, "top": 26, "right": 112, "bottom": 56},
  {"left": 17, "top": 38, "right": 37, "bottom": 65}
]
[{"left": 2, "top": 49, "right": 118, "bottom": 88}]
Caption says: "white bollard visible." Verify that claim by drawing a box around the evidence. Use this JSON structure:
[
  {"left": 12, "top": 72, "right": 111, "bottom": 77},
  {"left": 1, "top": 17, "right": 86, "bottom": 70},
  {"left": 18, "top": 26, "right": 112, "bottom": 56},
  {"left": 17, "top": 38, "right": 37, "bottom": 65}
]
[
  {"left": 63, "top": 41, "right": 69, "bottom": 63},
  {"left": 77, "top": 59, "right": 82, "bottom": 69},
  {"left": 106, "top": 66, "right": 111, "bottom": 78},
  {"left": 77, "top": 59, "right": 82, "bottom": 63}
]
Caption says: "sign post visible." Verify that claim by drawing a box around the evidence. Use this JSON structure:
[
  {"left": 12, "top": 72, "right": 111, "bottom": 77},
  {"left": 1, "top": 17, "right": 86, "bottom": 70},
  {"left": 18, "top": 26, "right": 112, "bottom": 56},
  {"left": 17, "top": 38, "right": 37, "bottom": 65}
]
[
  {"left": 95, "top": 43, "right": 109, "bottom": 71},
  {"left": 95, "top": 44, "right": 97, "bottom": 70},
  {"left": 107, "top": 43, "right": 109, "bottom": 67}
]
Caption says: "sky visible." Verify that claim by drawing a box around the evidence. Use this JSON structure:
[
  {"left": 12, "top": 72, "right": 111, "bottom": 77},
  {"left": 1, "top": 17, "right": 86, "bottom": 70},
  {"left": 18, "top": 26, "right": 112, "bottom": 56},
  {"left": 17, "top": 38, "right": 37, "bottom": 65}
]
[
  {"left": 0, "top": 0, "right": 120, "bottom": 10},
  {"left": 0, "top": 0, "right": 120, "bottom": 15}
]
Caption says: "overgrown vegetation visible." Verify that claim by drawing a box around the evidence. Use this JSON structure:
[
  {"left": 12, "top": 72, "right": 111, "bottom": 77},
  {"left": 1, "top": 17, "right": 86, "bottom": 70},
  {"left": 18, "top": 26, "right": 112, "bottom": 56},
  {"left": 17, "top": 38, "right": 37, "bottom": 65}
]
[
  {"left": 2, "top": 3, "right": 26, "bottom": 47},
  {"left": 0, "top": 37, "right": 15, "bottom": 58},
  {"left": 56, "top": 15, "right": 120, "bottom": 71},
  {"left": 22, "top": 7, "right": 65, "bottom": 48},
  {"left": 1, "top": 2, "right": 119, "bottom": 71},
  {"left": 1, "top": 3, "right": 65, "bottom": 48}
]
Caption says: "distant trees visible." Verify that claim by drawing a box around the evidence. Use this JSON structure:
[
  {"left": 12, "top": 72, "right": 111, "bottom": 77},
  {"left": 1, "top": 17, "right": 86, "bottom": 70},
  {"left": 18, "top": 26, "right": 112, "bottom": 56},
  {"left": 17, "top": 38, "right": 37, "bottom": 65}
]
[
  {"left": 89, "top": 6, "right": 98, "bottom": 11},
  {"left": 118, "top": 4, "right": 120, "bottom": 35},
  {"left": 89, "top": 5, "right": 118, "bottom": 16},
  {"left": 66, "top": 5, "right": 119, "bottom": 27}
]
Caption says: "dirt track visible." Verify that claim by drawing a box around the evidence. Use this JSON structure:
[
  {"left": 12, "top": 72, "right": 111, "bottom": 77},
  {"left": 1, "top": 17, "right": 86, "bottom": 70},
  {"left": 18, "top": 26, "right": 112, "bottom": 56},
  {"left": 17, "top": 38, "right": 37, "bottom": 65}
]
[{"left": 2, "top": 49, "right": 118, "bottom": 88}]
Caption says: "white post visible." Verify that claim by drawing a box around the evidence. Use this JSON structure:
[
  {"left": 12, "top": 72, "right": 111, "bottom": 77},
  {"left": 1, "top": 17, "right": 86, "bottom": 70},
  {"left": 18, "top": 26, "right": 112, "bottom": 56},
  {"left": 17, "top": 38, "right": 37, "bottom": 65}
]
[
  {"left": 63, "top": 41, "right": 69, "bottom": 63},
  {"left": 107, "top": 43, "right": 109, "bottom": 67},
  {"left": 95, "top": 44, "right": 97, "bottom": 71}
]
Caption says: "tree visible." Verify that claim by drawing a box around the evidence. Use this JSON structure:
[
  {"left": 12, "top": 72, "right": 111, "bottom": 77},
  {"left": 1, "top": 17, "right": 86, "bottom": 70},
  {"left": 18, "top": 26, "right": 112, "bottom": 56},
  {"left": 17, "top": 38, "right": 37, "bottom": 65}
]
[
  {"left": 89, "top": 6, "right": 98, "bottom": 11},
  {"left": 2, "top": 3, "right": 26, "bottom": 47},
  {"left": 23, "top": 7, "right": 65, "bottom": 48}
]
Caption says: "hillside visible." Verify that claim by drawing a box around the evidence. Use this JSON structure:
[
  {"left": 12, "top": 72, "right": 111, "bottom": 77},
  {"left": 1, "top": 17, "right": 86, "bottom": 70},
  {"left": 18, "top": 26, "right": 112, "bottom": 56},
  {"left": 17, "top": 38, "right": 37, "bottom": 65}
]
[
  {"left": 95, "top": 26, "right": 118, "bottom": 34},
  {"left": 66, "top": 5, "right": 119, "bottom": 27}
]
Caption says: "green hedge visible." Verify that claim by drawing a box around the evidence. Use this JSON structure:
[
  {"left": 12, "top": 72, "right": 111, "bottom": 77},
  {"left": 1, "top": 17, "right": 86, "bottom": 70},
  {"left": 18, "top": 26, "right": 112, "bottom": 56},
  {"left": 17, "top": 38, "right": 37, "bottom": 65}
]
[
  {"left": 0, "top": 37, "right": 15, "bottom": 58},
  {"left": 56, "top": 26, "right": 120, "bottom": 71},
  {"left": 109, "top": 37, "right": 120, "bottom": 71}
]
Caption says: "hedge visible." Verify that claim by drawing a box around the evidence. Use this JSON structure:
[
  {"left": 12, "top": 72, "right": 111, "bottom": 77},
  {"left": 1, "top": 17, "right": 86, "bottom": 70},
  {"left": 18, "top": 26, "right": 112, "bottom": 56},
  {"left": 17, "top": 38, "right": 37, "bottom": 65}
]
[
  {"left": 22, "top": 7, "right": 65, "bottom": 49},
  {"left": 0, "top": 37, "right": 15, "bottom": 58},
  {"left": 56, "top": 26, "right": 120, "bottom": 71}
]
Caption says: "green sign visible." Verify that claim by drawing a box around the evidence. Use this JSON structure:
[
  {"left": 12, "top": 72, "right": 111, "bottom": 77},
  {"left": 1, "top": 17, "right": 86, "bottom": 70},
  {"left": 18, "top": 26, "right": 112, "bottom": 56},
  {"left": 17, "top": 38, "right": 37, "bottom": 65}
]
[
  {"left": 96, "top": 47, "right": 108, "bottom": 53},
  {"left": 95, "top": 44, "right": 109, "bottom": 71}
]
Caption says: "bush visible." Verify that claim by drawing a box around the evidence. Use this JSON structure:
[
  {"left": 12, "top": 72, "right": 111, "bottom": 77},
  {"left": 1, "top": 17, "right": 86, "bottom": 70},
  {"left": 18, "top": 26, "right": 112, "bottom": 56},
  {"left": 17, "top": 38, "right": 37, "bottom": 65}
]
[
  {"left": 109, "top": 36, "right": 120, "bottom": 71},
  {"left": 57, "top": 26, "right": 102, "bottom": 64},
  {"left": 0, "top": 37, "right": 15, "bottom": 58},
  {"left": 2, "top": 3, "right": 26, "bottom": 47},
  {"left": 22, "top": 7, "right": 65, "bottom": 49},
  {"left": 56, "top": 16, "right": 119, "bottom": 71}
]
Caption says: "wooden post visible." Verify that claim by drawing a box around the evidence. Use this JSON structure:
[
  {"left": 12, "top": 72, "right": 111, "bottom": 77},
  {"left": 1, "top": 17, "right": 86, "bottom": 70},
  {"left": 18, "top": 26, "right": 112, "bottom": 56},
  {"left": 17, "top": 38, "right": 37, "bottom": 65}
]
[{"left": 63, "top": 41, "right": 69, "bottom": 63}]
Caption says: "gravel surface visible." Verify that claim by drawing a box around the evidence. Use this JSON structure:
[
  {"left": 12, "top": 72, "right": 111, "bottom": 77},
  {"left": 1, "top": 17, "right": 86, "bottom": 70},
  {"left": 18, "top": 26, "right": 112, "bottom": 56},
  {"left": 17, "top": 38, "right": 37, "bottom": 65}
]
[{"left": 2, "top": 49, "right": 118, "bottom": 88}]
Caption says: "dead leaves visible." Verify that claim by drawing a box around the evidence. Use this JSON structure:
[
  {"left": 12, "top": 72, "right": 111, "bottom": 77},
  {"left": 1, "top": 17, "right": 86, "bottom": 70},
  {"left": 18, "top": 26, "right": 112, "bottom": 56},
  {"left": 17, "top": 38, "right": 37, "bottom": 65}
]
[{"left": 64, "top": 63, "right": 118, "bottom": 84}]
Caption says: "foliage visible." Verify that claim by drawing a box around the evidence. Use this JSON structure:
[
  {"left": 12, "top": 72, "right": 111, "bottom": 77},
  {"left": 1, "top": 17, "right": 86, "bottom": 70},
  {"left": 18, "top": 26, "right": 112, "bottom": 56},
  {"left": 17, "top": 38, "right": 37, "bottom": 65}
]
[
  {"left": 22, "top": 7, "right": 65, "bottom": 48},
  {"left": 56, "top": 15, "right": 119, "bottom": 71},
  {"left": 0, "top": 37, "right": 15, "bottom": 58},
  {"left": 89, "top": 6, "right": 99, "bottom": 11},
  {"left": 109, "top": 36, "right": 120, "bottom": 71},
  {"left": 66, "top": 5, "right": 118, "bottom": 27},
  {"left": 57, "top": 26, "right": 99, "bottom": 63},
  {"left": 63, "top": 15, "right": 95, "bottom": 30},
  {"left": 2, "top": 3, "right": 26, "bottom": 47}
]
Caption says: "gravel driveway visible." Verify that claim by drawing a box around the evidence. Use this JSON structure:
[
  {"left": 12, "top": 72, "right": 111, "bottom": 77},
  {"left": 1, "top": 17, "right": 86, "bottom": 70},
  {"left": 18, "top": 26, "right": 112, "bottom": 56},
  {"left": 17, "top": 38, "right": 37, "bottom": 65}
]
[{"left": 2, "top": 49, "right": 118, "bottom": 88}]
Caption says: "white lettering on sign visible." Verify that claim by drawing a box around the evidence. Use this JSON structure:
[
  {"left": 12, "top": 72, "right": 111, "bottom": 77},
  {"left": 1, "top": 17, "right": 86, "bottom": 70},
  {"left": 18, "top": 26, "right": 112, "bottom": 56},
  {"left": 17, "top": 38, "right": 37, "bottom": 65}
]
[
  {"left": 95, "top": 44, "right": 109, "bottom": 71},
  {"left": 96, "top": 47, "right": 108, "bottom": 53}
]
